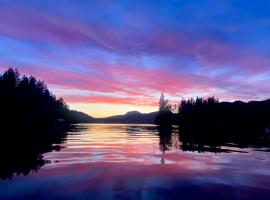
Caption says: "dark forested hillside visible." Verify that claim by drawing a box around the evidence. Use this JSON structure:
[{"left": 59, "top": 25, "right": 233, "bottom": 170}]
[
  {"left": 178, "top": 97, "right": 270, "bottom": 143},
  {"left": 155, "top": 94, "right": 270, "bottom": 145},
  {"left": 0, "top": 68, "right": 93, "bottom": 131}
]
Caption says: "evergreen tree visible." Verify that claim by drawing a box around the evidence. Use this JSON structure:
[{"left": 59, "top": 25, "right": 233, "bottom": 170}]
[
  {"left": 159, "top": 93, "right": 172, "bottom": 113},
  {"left": 155, "top": 93, "right": 173, "bottom": 126}
]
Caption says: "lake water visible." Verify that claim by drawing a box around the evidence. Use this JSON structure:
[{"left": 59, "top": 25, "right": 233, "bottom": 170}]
[{"left": 1, "top": 124, "right": 270, "bottom": 200}]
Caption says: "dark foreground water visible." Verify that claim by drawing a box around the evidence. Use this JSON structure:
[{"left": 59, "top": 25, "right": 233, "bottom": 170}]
[{"left": 1, "top": 124, "right": 270, "bottom": 200}]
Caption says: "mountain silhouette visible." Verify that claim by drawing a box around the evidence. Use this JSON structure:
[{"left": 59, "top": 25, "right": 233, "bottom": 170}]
[
  {"left": 68, "top": 110, "right": 158, "bottom": 124},
  {"left": 93, "top": 111, "right": 158, "bottom": 124},
  {"left": 66, "top": 110, "right": 95, "bottom": 123}
]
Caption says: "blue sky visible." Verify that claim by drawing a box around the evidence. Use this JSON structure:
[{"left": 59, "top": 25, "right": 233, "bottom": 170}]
[{"left": 0, "top": 0, "right": 270, "bottom": 117}]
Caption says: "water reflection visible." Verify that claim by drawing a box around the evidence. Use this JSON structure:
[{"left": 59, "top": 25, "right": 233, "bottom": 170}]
[
  {"left": 0, "top": 126, "right": 74, "bottom": 179},
  {"left": 2, "top": 124, "right": 270, "bottom": 180},
  {"left": 157, "top": 125, "right": 270, "bottom": 154},
  {"left": 1, "top": 124, "right": 270, "bottom": 200}
]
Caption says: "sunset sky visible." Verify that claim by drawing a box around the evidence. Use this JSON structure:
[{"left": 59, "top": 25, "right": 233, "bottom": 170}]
[{"left": 0, "top": 0, "right": 270, "bottom": 117}]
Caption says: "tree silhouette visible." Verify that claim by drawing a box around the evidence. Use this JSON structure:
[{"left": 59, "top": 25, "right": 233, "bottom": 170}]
[
  {"left": 158, "top": 93, "right": 172, "bottom": 112},
  {"left": 155, "top": 93, "right": 174, "bottom": 126}
]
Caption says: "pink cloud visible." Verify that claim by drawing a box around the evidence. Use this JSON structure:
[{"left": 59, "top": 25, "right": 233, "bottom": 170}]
[{"left": 1, "top": 4, "right": 270, "bottom": 74}]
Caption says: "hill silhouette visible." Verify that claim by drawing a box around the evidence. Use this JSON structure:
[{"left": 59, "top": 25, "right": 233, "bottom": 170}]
[{"left": 93, "top": 111, "right": 158, "bottom": 124}]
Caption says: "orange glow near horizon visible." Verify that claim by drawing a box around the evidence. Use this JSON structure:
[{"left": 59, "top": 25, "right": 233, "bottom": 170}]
[{"left": 68, "top": 103, "right": 157, "bottom": 118}]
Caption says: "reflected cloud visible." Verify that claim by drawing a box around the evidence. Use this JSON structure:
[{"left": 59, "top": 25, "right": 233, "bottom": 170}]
[{"left": 1, "top": 124, "right": 270, "bottom": 199}]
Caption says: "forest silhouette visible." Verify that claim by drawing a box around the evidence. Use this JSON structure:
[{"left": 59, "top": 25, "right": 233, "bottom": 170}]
[
  {"left": 0, "top": 68, "right": 92, "bottom": 131},
  {"left": 156, "top": 94, "right": 270, "bottom": 147}
]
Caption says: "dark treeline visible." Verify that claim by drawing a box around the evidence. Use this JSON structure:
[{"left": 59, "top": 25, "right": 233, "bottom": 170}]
[
  {"left": 0, "top": 68, "right": 92, "bottom": 130},
  {"left": 155, "top": 94, "right": 270, "bottom": 146}
]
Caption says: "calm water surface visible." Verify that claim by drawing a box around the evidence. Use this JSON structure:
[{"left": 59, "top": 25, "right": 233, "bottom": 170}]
[{"left": 1, "top": 124, "right": 270, "bottom": 200}]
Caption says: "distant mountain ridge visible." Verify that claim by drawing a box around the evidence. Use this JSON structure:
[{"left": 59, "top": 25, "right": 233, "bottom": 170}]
[
  {"left": 67, "top": 110, "right": 95, "bottom": 123},
  {"left": 78, "top": 111, "right": 158, "bottom": 124}
]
